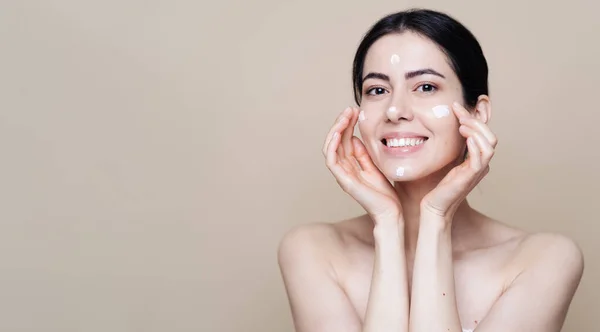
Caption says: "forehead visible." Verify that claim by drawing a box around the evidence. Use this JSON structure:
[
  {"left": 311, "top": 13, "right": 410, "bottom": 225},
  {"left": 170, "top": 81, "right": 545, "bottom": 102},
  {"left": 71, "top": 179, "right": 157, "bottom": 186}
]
[{"left": 363, "top": 31, "right": 453, "bottom": 78}]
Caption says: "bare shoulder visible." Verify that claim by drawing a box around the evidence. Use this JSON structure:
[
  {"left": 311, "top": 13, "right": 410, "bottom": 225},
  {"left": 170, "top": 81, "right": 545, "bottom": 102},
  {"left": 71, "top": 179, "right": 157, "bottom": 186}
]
[
  {"left": 461, "top": 214, "right": 583, "bottom": 292},
  {"left": 277, "top": 215, "right": 371, "bottom": 268},
  {"left": 277, "top": 222, "right": 340, "bottom": 266},
  {"left": 277, "top": 218, "right": 368, "bottom": 331},
  {"left": 509, "top": 231, "right": 584, "bottom": 285},
  {"left": 485, "top": 217, "right": 584, "bottom": 272},
  {"left": 469, "top": 213, "right": 580, "bottom": 260},
  {"left": 518, "top": 232, "right": 584, "bottom": 267}
]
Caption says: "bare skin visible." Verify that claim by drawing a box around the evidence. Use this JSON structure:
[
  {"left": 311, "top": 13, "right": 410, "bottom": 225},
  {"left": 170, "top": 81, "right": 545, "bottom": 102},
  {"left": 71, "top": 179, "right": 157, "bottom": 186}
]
[
  {"left": 279, "top": 31, "right": 584, "bottom": 332},
  {"left": 279, "top": 210, "right": 583, "bottom": 331}
]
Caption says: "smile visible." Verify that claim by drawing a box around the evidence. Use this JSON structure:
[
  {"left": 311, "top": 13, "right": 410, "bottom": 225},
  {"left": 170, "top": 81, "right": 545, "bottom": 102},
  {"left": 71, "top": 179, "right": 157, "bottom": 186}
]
[
  {"left": 382, "top": 137, "right": 427, "bottom": 148},
  {"left": 379, "top": 134, "right": 428, "bottom": 157}
]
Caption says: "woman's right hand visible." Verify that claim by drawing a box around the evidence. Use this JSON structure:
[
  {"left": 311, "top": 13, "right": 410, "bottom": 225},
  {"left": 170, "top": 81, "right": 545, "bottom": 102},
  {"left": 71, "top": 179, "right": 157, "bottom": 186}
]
[{"left": 322, "top": 107, "right": 403, "bottom": 222}]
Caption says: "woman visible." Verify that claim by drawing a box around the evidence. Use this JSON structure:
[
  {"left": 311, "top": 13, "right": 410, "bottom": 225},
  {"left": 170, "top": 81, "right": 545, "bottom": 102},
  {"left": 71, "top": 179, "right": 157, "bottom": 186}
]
[{"left": 278, "top": 8, "right": 584, "bottom": 332}]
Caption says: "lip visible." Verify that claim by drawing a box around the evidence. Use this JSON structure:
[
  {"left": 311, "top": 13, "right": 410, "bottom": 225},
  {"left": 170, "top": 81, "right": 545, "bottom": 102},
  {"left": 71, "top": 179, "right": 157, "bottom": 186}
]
[
  {"left": 380, "top": 131, "right": 429, "bottom": 140},
  {"left": 379, "top": 132, "right": 428, "bottom": 157}
]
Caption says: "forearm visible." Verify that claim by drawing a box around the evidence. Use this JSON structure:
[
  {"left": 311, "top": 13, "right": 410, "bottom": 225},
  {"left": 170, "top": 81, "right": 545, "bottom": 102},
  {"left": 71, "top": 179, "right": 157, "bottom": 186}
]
[
  {"left": 409, "top": 216, "right": 461, "bottom": 332},
  {"left": 363, "top": 216, "right": 409, "bottom": 332}
]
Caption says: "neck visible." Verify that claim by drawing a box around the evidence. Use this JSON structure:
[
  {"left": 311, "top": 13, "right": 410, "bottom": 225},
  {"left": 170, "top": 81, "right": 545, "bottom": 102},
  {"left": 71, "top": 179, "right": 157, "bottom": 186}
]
[{"left": 392, "top": 163, "right": 473, "bottom": 260}]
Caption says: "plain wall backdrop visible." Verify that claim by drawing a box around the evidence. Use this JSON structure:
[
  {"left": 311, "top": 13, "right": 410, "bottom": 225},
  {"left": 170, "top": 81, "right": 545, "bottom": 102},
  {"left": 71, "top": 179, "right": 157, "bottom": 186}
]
[{"left": 1, "top": 0, "right": 598, "bottom": 331}]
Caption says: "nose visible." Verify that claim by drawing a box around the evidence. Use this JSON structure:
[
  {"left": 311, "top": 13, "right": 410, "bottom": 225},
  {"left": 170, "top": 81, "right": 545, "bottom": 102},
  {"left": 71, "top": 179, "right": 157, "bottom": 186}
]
[{"left": 385, "top": 103, "right": 414, "bottom": 123}]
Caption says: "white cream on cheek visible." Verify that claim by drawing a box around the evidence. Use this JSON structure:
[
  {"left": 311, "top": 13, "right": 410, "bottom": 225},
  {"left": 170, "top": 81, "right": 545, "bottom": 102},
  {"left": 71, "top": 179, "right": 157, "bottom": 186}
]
[
  {"left": 358, "top": 110, "right": 366, "bottom": 121},
  {"left": 432, "top": 104, "right": 450, "bottom": 118}
]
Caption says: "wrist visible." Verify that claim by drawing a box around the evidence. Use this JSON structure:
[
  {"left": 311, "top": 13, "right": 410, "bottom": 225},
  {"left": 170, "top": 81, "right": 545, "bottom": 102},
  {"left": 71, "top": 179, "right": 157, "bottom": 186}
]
[
  {"left": 372, "top": 214, "right": 402, "bottom": 235},
  {"left": 371, "top": 212, "right": 403, "bottom": 226},
  {"left": 419, "top": 212, "right": 452, "bottom": 232},
  {"left": 372, "top": 219, "right": 404, "bottom": 247},
  {"left": 420, "top": 203, "right": 455, "bottom": 222}
]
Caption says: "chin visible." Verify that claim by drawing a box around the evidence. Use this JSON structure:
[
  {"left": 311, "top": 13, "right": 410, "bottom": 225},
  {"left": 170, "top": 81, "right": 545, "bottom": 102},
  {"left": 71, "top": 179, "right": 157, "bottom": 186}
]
[
  {"left": 376, "top": 161, "right": 427, "bottom": 182},
  {"left": 389, "top": 173, "right": 423, "bottom": 182},
  {"left": 375, "top": 156, "right": 458, "bottom": 184}
]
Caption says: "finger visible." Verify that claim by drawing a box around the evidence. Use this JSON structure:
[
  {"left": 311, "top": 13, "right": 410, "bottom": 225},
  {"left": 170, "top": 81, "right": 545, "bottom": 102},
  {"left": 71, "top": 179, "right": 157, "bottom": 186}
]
[
  {"left": 458, "top": 123, "right": 484, "bottom": 154},
  {"left": 452, "top": 101, "right": 496, "bottom": 144},
  {"left": 322, "top": 107, "right": 352, "bottom": 156},
  {"left": 336, "top": 109, "right": 356, "bottom": 158},
  {"left": 352, "top": 137, "right": 378, "bottom": 173},
  {"left": 326, "top": 132, "right": 354, "bottom": 191},
  {"left": 459, "top": 117, "right": 498, "bottom": 148},
  {"left": 466, "top": 136, "right": 482, "bottom": 172},
  {"left": 323, "top": 108, "right": 351, "bottom": 155},
  {"left": 326, "top": 132, "right": 341, "bottom": 163},
  {"left": 322, "top": 114, "right": 350, "bottom": 157},
  {"left": 471, "top": 131, "right": 494, "bottom": 165},
  {"left": 326, "top": 132, "right": 344, "bottom": 175},
  {"left": 342, "top": 108, "right": 359, "bottom": 158},
  {"left": 458, "top": 123, "right": 476, "bottom": 139},
  {"left": 452, "top": 101, "right": 471, "bottom": 119}
]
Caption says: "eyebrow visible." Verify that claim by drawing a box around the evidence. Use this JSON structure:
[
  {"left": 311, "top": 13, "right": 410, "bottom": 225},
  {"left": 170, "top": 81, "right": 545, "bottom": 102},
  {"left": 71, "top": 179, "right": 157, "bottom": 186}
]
[{"left": 362, "top": 68, "right": 446, "bottom": 83}]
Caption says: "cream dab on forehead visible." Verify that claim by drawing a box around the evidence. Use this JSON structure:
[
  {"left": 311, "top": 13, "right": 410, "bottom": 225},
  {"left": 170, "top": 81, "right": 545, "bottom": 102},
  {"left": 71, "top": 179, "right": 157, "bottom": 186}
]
[
  {"left": 432, "top": 105, "right": 450, "bottom": 118},
  {"left": 390, "top": 54, "right": 401, "bottom": 65}
]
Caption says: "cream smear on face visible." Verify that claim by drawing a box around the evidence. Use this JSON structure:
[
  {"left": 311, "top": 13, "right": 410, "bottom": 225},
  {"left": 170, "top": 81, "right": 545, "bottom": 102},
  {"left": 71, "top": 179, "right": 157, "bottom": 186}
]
[
  {"left": 432, "top": 104, "right": 450, "bottom": 118},
  {"left": 390, "top": 54, "right": 401, "bottom": 65},
  {"left": 387, "top": 106, "right": 398, "bottom": 116},
  {"left": 358, "top": 110, "right": 366, "bottom": 121},
  {"left": 395, "top": 166, "right": 405, "bottom": 177}
]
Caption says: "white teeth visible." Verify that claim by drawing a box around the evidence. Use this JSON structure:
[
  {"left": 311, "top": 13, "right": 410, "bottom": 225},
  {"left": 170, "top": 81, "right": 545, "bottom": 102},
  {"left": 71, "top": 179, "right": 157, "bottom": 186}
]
[{"left": 385, "top": 137, "right": 426, "bottom": 147}]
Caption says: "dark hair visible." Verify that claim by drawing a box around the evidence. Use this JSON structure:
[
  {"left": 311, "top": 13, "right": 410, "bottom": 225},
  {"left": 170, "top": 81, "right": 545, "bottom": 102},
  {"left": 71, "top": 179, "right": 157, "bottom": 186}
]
[{"left": 352, "top": 8, "right": 488, "bottom": 108}]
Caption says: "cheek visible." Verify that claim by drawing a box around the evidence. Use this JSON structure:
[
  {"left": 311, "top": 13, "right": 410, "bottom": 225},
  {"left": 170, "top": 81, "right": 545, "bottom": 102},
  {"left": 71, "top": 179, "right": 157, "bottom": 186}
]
[
  {"left": 417, "top": 105, "right": 457, "bottom": 132},
  {"left": 418, "top": 107, "right": 463, "bottom": 147},
  {"left": 357, "top": 114, "right": 370, "bottom": 140},
  {"left": 431, "top": 105, "right": 451, "bottom": 119},
  {"left": 357, "top": 113, "right": 380, "bottom": 154},
  {"left": 438, "top": 123, "right": 466, "bottom": 155},
  {"left": 357, "top": 108, "right": 376, "bottom": 132},
  {"left": 416, "top": 104, "right": 452, "bottom": 120},
  {"left": 358, "top": 110, "right": 366, "bottom": 122}
]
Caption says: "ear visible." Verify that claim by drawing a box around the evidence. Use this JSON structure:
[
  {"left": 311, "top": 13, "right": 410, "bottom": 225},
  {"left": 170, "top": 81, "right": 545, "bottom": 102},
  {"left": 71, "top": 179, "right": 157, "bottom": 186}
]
[{"left": 473, "top": 95, "right": 492, "bottom": 124}]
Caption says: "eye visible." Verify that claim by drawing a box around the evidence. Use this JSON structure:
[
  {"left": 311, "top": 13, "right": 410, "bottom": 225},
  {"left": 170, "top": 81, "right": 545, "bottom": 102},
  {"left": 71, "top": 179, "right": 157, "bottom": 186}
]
[
  {"left": 365, "top": 87, "right": 388, "bottom": 96},
  {"left": 416, "top": 84, "right": 437, "bottom": 93}
]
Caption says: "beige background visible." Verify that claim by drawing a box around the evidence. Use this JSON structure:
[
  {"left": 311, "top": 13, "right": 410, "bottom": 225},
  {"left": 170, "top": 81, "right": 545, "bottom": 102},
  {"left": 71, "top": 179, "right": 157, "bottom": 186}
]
[{"left": 0, "top": 0, "right": 598, "bottom": 331}]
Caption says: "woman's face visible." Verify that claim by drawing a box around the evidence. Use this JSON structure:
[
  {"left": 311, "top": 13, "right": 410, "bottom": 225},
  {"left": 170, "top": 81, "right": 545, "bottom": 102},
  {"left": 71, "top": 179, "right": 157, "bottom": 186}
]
[{"left": 358, "top": 31, "right": 468, "bottom": 182}]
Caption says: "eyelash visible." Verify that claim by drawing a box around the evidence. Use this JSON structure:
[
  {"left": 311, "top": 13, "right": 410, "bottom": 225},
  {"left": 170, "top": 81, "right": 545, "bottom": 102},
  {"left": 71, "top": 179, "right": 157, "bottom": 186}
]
[
  {"left": 416, "top": 83, "right": 437, "bottom": 93},
  {"left": 364, "top": 83, "right": 438, "bottom": 96},
  {"left": 365, "top": 87, "right": 387, "bottom": 95}
]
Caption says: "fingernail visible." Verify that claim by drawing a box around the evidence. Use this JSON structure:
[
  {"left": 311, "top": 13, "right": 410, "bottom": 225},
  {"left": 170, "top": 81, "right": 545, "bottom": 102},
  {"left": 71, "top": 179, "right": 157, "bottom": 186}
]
[
  {"left": 453, "top": 101, "right": 461, "bottom": 108},
  {"left": 333, "top": 132, "right": 340, "bottom": 139}
]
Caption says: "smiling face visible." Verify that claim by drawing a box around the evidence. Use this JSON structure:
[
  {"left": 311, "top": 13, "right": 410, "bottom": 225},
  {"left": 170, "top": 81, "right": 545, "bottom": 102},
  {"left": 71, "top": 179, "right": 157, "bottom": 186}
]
[{"left": 357, "top": 31, "right": 467, "bottom": 181}]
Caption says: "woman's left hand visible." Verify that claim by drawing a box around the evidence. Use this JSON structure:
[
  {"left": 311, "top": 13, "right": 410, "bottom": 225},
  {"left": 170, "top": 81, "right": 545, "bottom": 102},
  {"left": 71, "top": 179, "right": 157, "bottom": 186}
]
[{"left": 420, "top": 101, "right": 498, "bottom": 221}]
